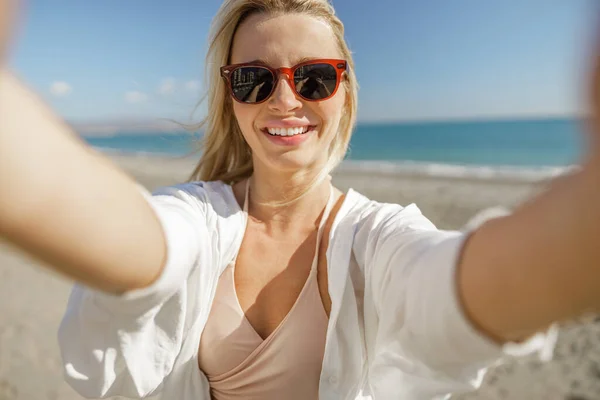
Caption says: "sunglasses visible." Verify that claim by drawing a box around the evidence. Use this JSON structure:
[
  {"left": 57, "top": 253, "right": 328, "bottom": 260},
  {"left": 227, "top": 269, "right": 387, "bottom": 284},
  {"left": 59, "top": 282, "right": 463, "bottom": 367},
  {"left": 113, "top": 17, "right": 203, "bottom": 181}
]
[{"left": 220, "top": 59, "right": 347, "bottom": 104}]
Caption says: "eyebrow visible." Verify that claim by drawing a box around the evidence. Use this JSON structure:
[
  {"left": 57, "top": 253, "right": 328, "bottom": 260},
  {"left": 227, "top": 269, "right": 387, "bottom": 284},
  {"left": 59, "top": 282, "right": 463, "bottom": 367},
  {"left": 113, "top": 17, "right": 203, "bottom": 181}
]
[{"left": 242, "top": 56, "right": 320, "bottom": 66}]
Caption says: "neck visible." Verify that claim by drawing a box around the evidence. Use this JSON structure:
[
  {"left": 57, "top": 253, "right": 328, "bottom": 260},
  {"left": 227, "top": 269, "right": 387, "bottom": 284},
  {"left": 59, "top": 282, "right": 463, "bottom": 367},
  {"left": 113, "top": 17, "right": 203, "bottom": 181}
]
[{"left": 247, "top": 163, "right": 331, "bottom": 231}]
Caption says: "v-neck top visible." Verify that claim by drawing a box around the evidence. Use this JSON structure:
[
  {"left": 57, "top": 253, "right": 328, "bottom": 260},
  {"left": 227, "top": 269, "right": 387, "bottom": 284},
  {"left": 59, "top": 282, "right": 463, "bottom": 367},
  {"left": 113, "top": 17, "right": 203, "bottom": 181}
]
[
  {"left": 197, "top": 181, "right": 335, "bottom": 399},
  {"left": 59, "top": 180, "right": 559, "bottom": 400}
]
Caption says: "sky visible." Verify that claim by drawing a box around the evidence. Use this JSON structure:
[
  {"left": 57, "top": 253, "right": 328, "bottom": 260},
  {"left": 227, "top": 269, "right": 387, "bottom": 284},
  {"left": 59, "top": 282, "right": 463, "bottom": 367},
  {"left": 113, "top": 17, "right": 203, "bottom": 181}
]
[{"left": 8, "top": 0, "right": 599, "bottom": 126}]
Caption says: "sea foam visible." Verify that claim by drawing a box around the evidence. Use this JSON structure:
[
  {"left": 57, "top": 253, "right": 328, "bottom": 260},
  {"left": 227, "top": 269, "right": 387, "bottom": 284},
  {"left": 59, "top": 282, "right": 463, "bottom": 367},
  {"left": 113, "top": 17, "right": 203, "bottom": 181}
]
[{"left": 338, "top": 160, "right": 578, "bottom": 183}]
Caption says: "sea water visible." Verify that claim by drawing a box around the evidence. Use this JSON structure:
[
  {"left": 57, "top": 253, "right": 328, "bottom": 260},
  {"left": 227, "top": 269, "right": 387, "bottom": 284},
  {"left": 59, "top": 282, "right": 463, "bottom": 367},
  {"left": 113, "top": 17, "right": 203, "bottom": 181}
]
[{"left": 84, "top": 117, "right": 584, "bottom": 182}]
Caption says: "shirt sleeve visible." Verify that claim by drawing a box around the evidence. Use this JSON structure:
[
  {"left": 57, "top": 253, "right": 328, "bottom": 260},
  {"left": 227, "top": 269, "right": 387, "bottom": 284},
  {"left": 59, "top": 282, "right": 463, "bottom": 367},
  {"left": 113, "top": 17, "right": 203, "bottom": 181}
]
[
  {"left": 57, "top": 183, "right": 210, "bottom": 399},
  {"left": 354, "top": 203, "right": 558, "bottom": 396}
]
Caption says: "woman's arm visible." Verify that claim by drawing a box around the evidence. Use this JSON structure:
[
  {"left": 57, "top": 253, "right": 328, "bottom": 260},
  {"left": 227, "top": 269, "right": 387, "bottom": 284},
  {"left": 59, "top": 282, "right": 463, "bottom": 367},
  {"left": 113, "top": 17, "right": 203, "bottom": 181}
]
[
  {"left": 459, "top": 162, "right": 600, "bottom": 342},
  {"left": 458, "top": 51, "right": 600, "bottom": 343},
  {"left": 0, "top": 70, "right": 168, "bottom": 294}
]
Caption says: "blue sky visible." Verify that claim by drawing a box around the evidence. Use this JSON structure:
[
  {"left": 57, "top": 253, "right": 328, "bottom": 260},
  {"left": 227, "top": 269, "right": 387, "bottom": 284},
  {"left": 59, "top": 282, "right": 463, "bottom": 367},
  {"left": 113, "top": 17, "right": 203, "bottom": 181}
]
[{"left": 9, "top": 0, "right": 598, "bottom": 124}]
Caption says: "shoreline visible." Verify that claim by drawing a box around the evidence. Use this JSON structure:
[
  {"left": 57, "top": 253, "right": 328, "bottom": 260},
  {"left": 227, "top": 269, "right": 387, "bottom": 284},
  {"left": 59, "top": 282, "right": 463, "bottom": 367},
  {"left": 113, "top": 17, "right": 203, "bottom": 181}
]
[
  {"left": 106, "top": 151, "right": 550, "bottom": 229},
  {"left": 100, "top": 147, "right": 575, "bottom": 182}
]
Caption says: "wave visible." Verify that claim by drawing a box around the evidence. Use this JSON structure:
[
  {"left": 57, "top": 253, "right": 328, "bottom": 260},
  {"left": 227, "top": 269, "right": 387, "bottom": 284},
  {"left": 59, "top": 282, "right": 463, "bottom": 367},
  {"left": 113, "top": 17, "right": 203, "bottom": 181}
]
[
  {"left": 93, "top": 146, "right": 578, "bottom": 183},
  {"left": 338, "top": 160, "right": 578, "bottom": 183}
]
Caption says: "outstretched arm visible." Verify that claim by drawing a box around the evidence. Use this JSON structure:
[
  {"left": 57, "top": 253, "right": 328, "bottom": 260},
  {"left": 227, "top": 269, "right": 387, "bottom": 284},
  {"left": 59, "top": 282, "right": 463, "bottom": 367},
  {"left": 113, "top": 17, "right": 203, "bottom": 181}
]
[
  {"left": 0, "top": 10, "right": 168, "bottom": 294},
  {"left": 458, "top": 48, "right": 600, "bottom": 343}
]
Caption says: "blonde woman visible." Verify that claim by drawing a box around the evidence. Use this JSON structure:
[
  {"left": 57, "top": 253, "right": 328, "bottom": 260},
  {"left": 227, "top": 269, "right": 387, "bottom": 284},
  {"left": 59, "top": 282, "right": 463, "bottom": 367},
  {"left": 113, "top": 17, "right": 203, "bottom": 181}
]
[{"left": 1, "top": 0, "right": 600, "bottom": 399}]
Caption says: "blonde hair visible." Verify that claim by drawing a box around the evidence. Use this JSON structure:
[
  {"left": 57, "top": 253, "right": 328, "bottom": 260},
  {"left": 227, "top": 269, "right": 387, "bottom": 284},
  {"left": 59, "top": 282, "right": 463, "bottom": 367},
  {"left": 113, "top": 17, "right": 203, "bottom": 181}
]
[{"left": 187, "top": 0, "right": 358, "bottom": 190}]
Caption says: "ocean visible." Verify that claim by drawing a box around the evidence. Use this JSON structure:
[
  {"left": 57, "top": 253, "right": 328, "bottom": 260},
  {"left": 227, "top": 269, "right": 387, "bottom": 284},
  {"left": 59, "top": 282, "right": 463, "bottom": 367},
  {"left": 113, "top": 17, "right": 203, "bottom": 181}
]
[{"left": 84, "top": 117, "right": 585, "bottom": 182}]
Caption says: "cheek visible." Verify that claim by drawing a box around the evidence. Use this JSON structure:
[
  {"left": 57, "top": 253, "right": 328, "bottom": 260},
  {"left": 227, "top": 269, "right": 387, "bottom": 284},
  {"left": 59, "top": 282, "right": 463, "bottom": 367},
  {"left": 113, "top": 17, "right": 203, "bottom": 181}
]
[
  {"left": 320, "top": 96, "right": 345, "bottom": 130},
  {"left": 233, "top": 103, "right": 259, "bottom": 135}
]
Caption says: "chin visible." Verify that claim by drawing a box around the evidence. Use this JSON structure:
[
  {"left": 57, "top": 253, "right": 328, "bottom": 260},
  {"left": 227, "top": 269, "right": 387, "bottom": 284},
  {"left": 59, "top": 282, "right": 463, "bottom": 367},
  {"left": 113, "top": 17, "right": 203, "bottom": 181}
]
[{"left": 262, "top": 152, "right": 323, "bottom": 175}]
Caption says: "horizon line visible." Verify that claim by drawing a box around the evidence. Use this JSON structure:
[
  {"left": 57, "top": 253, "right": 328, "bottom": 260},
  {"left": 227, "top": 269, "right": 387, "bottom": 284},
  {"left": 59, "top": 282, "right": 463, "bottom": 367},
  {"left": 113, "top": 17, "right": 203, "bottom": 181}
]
[{"left": 73, "top": 112, "right": 584, "bottom": 136}]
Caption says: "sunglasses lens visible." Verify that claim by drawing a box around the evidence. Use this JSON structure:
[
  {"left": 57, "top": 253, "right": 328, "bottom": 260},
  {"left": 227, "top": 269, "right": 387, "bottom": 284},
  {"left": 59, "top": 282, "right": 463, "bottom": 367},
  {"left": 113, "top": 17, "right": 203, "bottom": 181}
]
[
  {"left": 294, "top": 63, "right": 338, "bottom": 100},
  {"left": 230, "top": 66, "right": 274, "bottom": 103}
]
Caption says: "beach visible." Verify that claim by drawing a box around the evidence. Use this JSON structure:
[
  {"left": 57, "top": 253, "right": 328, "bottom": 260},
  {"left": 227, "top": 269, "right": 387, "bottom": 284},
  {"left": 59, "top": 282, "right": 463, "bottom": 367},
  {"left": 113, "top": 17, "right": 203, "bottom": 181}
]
[{"left": 1, "top": 152, "right": 599, "bottom": 400}]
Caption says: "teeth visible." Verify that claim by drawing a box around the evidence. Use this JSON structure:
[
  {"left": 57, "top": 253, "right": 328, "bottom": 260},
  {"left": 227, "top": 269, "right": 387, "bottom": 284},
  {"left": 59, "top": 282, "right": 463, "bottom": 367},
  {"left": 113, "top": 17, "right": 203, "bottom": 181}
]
[{"left": 266, "top": 126, "right": 309, "bottom": 136}]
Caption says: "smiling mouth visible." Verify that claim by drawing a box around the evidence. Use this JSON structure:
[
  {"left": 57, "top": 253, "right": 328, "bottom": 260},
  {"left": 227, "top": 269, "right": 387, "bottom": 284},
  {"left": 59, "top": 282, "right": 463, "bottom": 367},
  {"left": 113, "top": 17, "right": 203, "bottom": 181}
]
[{"left": 262, "top": 125, "right": 316, "bottom": 137}]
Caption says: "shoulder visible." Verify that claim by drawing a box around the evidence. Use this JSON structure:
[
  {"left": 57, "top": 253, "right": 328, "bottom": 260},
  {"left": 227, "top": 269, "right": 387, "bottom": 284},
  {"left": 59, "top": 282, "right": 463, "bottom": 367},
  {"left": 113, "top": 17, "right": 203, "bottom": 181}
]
[
  {"left": 337, "top": 188, "right": 437, "bottom": 236},
  {"left": 335, "top": 189, "right": 447, "bottom": 272},
  {"left": 150, "top": 180, "right": 240, "bottom": 217}
]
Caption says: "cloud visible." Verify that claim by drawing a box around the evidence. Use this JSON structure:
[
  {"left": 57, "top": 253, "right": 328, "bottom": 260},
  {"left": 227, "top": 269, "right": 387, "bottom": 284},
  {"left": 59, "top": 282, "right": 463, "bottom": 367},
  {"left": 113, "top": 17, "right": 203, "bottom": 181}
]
[
  {"left": 50, "top": 81, "right": 72, "bottom": 97},
  {"left": 124, "top": 91, "right": 148, "bottom": 103},
  {"left": 185, "top": 80, "right": 200, "bottom": 92},
  {"left": 158, "top": 77, "right": 176, "bottom": 95}
]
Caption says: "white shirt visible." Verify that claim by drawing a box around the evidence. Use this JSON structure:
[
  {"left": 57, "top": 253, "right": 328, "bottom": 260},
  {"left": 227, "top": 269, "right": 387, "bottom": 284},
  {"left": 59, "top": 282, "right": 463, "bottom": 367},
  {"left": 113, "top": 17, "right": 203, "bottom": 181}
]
[{"left": 58, "top": 181, "right": 557, "bottom": 399}]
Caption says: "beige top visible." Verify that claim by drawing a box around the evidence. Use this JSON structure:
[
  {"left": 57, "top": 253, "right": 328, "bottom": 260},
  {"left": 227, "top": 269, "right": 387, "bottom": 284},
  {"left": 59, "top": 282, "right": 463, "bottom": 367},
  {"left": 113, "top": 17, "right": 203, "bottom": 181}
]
[{"left": 197, "top": 182, "right": 334, "bottom": 400}]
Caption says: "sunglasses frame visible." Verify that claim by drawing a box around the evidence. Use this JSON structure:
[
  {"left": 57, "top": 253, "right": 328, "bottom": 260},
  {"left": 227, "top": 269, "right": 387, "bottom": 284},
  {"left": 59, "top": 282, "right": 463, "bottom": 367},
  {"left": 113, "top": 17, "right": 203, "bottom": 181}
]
[{"left": 220, "top": 58, "right": 347, "bottom": 104}]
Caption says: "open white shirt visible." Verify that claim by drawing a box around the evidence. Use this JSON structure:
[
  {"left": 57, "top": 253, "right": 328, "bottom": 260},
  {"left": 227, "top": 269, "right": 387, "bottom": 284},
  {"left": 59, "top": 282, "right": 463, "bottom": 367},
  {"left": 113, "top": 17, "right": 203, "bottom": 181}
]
[{"left": 58, "top": 181, "right": 557, "bottom": 399}]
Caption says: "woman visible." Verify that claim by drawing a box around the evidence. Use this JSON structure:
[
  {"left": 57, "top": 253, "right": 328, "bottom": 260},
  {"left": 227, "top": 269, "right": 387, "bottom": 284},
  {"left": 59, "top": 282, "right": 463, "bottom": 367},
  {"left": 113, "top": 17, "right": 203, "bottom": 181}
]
[{"left": 1, "top": 0, "right": 600, "bottom": 399}]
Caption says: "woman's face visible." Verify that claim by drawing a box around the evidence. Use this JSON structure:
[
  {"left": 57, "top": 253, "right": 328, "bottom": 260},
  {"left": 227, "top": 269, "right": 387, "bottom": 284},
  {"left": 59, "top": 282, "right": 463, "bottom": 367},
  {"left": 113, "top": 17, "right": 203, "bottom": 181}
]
[{"left": 229, "top": 12, "right": 346, "bottom": 175}]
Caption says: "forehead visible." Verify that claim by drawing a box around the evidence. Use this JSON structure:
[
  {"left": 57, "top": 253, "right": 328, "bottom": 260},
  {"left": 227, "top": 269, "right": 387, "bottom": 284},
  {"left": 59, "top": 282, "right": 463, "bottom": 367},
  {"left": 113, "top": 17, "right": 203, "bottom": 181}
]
[{"left": 230, "top": 12, "right": 341, "bottom": 66}]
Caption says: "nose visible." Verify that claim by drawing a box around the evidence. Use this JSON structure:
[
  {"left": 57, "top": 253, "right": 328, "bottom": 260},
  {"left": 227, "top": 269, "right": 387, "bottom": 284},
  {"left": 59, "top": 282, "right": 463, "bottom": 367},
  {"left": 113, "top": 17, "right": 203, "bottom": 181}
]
[{"left": 267, "top": 73, "right": 302, "bottom": 113}]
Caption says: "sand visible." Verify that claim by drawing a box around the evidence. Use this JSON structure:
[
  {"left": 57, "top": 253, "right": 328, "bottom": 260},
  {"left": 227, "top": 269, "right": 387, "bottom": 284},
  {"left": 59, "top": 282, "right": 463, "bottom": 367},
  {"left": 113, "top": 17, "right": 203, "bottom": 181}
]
[{"left": 0, "top": 153, "right": 599, "bottom": 400}]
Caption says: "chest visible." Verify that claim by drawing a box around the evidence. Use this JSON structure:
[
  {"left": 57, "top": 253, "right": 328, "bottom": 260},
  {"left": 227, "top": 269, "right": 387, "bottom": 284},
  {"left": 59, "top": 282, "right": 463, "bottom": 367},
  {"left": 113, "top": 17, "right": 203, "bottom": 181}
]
[
  {"left": 233, "top": 222, "right": 332, "bottom": 339},
  {"left": 187, "top": 189, "right": 372, "bottom": 398}
]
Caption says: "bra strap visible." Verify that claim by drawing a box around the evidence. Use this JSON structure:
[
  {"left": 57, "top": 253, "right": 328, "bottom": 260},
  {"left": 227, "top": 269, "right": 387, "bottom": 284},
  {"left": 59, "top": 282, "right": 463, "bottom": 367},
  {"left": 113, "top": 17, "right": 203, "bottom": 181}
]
[
  {"left": 310, "top": 184, "right": 335, "bottom": 273},
  {"left": 316, "top": 185, "right": 335, "bottom": 243},
  {"left": 243, "top": 178, "right": 250, "bottom": 213}
]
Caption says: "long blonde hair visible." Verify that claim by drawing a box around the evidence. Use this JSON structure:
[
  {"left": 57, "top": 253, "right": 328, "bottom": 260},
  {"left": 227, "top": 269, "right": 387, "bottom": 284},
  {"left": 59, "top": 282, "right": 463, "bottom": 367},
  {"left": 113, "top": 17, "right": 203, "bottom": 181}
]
[{"left": 187, "top": 0, "right": 358, "bottom": 187}]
